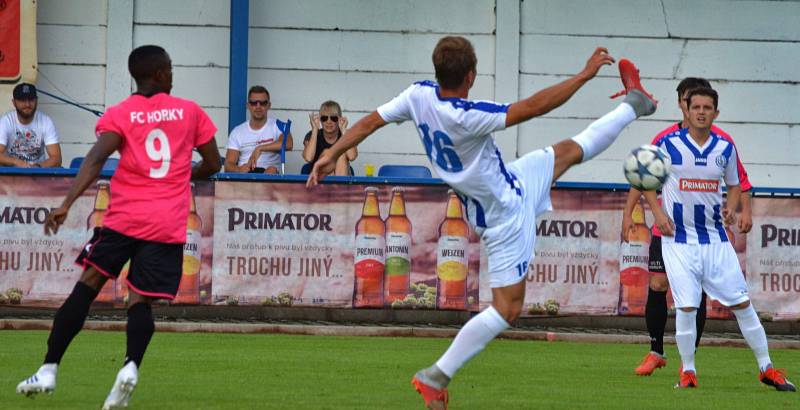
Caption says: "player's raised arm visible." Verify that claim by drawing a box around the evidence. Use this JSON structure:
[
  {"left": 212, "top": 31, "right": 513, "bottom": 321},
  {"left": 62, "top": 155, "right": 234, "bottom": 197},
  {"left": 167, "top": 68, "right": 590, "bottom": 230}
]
[
  {"left": 306, "top": 111, "right": 386, "bottom": 187},
  {"left": 505, "top": 47, "right": 615, "bottom": 128},
  {"left": 44, "top": 132, "right": 121, "bottom": 235}
]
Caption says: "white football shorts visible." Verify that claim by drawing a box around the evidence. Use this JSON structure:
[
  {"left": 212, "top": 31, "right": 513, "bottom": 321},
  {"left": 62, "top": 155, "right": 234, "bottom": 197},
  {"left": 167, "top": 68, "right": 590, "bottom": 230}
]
[
  {"left": 482, "top": 147, "right": 554, "bottom": 288},
  {"left": 662, "top": 241, "right": 749, "bottom": 308}
]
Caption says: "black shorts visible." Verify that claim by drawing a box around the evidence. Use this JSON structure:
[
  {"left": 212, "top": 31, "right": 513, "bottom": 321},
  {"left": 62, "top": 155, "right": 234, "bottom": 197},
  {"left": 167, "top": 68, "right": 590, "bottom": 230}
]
[
  {"left": 76, "top": 227, "right": 183, "bottom": 300},
  {"left": 647, "top": 235, "right": 666, "bottom": 274}
]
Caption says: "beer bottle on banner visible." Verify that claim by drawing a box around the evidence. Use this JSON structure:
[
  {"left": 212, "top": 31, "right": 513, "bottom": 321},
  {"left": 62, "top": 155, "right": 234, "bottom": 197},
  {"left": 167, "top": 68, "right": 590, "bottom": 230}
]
[
  {"left": 353, "top": 187, "right": 385, "bottom": 308},
  {"left": 619, "top": 200, "right": 651, "bottom": 315},
  {"left": 175, "top": 183, "right": 201, "bottom": 304},
  {"left": 436, "top": 190, "right": 469, "bottom": 310},
  {"left": 384, "top": 187, "right": 411, "bottom": 304},
  {"left": 87, "top": 181, "right": 115, "bottom": 304}
]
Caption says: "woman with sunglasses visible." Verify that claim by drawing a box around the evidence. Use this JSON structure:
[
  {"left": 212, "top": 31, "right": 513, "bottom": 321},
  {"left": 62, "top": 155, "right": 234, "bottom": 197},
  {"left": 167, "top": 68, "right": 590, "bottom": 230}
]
[{"left": 302, "top": 100, "right": 356, "bottom": 175}]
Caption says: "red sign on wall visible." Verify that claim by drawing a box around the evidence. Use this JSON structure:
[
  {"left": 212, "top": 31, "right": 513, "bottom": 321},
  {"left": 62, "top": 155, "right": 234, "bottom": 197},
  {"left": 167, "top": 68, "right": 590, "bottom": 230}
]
[{"left": 0, "top": 0, "right": 21, "bottom": 80}]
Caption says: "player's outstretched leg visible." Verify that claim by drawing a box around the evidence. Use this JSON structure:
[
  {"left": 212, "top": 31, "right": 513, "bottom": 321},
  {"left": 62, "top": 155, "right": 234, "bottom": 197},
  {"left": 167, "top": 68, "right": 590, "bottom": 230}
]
[
  {"left": 551, "top": 59, "right": 657, "bottom": 181},
  {"left": 16, "top": 273, "right": 103, "bottom": 398},
  {"left": 412, "top": 282, "right": 521, "bottom": 409},
  {"left": 731, "top": 302, "right": 796, "bottom": 392}
]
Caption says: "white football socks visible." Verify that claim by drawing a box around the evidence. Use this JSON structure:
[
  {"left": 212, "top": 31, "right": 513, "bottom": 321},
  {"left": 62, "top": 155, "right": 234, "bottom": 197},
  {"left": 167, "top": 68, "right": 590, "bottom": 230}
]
[
  {"left": 571, "top": 103, "right": 637, "bottom": 162},
  {"left": 733, "top": 304, "right": 772, "bottom": 372},
  {"left": 435, "top": 306, "right": 509, "bottom": 378},
  {"left": 675, "top": 309, "right": 698, "bottom": 373}
]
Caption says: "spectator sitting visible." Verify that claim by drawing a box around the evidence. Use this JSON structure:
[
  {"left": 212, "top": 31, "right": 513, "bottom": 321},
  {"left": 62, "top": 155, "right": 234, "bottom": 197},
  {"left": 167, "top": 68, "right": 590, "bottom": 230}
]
[
  {"left": 0, "top": 83, "right": 62, "bottom": 168},
  {"left": 302, "top": 100, "right": 356, "bottom": 175},
  {"left": 224, "top": 85, "right": 292, "bottom": 173}
]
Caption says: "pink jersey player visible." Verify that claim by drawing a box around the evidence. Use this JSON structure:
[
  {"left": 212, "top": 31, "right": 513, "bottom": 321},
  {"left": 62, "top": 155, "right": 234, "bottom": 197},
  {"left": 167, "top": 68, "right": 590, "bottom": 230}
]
[{"left": 97, "top": 93, "right": 216, "bottom": 243}]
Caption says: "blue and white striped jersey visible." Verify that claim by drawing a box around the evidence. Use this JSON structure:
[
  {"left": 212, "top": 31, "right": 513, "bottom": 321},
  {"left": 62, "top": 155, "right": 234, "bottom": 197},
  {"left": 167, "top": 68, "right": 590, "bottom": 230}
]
[
  {"left": 656, "top": 128, "right": 740, "bottom": 245},
  {"left": 377, "top": 81, "right": 521, "bottom": 232}
]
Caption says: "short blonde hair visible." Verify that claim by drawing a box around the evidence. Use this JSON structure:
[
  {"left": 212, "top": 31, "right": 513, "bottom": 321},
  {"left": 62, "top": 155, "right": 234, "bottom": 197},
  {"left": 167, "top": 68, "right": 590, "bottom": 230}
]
[{"left": 319, "top": 100, "right": 342, "bottom": 116}]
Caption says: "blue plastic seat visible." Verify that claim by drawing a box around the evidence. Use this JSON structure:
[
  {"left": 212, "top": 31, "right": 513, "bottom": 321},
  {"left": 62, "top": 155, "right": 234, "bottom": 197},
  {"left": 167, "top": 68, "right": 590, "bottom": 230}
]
[
  {"left": 69, "top": 157, "right": 119, "bottom": 171},
  {"left": 377, "top": 164, "right": 432, "bottom": 178}
]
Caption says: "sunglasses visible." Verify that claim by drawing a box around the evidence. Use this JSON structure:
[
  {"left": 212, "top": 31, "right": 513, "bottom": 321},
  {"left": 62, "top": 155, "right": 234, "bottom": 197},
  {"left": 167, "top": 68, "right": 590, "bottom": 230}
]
[
  {"left": 248, "top": 100, "right": 269, "bottom": 106},
  {"left": 320, "top": 115, "right": 339, "bottom": 123}
]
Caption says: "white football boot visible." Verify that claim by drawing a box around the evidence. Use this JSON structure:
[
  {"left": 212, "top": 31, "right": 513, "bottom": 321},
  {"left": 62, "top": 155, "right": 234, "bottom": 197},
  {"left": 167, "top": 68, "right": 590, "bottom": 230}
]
[
  {"left": 102, "top": 361, "right": 138, "bottom": 409},
  {"left": 16, "top": 363, "right": 57, "bottom": 397}
]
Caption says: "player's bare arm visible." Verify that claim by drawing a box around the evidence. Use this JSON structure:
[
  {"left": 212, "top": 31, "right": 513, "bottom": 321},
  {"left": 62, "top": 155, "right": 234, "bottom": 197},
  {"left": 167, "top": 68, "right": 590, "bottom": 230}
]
[
  {"left": 722, "top": 184, "right": 741, "bottom": 227},
  {"left": 642, "top": 189, "right": 674, "bottom": 237},
  {"left": 44, "top": 132, "right": 122, "bottom": 236},
  {"left": 738, "top": 191, "right": 753, "bottom": 233},
  {"left": 621, "top": 187, "right": 643, "bottom": 242},
  {"left": 306, "top": 111, "right": 386, "bottom": 187},
  {"left": 505, "top": 47, "right": 615, "bottom": 128},
  {"left": 192, "top": 138, "right": 221, "bottom": 180}
]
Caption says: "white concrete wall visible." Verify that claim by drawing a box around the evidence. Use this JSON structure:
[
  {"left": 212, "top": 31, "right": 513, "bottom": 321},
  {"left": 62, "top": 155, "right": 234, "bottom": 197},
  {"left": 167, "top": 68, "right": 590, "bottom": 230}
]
[{"left": 34, "top": 0, "right": 800, "bottom": 187}]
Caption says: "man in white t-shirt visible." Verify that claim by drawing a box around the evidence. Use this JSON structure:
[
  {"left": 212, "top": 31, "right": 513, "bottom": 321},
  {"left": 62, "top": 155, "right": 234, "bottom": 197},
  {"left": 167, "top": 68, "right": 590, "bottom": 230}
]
[
  {"left": 307, "top": 36, "right": 657, "bottom": 409},
  {"left": 224, "top": 85, "right": 293, "bottom": 173},
  {"left": 0, "top": 83, "right": 62, "bottom": 168}
]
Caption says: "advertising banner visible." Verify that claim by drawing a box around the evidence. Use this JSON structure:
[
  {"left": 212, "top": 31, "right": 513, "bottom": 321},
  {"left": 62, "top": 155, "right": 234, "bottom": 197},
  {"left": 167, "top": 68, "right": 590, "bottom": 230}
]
[
  {"left": 210, "top": 182, "right": 481, "bottom": 310},
  {"left": 0, "top": 174, "right": 797, "bottom": 321}
]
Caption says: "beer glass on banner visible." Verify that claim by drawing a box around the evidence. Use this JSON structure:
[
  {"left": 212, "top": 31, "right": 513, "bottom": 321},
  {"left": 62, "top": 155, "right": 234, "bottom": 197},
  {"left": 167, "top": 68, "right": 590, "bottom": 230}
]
[
  {"left": 619, "top": 200, "right": 651, "bottom": 315},
  {"left": 436, "top": 190, "right": 469, "bottom": 310},
  {"left": 353, "top": 187, "right": 385, "bottom": 308},
  {"left": 175, "top": 183, "right": 201, "bottom": 304},
  {"left": 384, "top": 187, "right": 411, "bottom": 304},
  {"left": 86, "top": 180, "right": 115, "bottom": 303}
]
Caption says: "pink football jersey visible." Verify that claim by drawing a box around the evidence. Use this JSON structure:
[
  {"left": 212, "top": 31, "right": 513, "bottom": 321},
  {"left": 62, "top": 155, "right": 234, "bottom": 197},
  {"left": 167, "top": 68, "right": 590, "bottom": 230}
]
[{"left": 95, "top": 93, "right": 216, "bottom": 243}]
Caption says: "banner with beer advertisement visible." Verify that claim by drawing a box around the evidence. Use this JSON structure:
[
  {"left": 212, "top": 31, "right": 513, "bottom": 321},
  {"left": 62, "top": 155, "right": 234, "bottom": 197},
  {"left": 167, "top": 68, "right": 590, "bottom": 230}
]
[
  {"left": 1, "top": 173, "right": 799, "bottom": 321},
  {"left": 501, "top": 190, "right": 624, "bottom": 316},
  {"left": 745, "top": 198, "right": 800, "bottom": 320},
  {"left": 0, "top": 175, "right": 214, "bottom": 307},
  {"left": 210, "top": 182, "right": 482, "bottom": 310}
]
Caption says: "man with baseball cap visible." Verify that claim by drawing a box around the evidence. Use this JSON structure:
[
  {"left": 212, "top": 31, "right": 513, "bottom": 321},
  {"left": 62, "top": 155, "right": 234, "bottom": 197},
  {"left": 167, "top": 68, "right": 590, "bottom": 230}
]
[{"left": 0, "top": 82, "right": 62, "bottom": 167}]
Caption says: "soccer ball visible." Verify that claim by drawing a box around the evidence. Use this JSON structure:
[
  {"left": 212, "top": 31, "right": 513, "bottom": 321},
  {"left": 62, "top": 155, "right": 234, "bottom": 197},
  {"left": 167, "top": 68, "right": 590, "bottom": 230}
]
[{"left": 623, "top": 145, "right": 671, "bottom": 191}]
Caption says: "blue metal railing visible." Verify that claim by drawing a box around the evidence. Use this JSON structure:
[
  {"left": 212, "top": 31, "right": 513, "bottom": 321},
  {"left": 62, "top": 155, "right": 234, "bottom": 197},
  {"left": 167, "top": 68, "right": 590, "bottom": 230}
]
[{"left": 1, "top": 167, "right": 798, "bottom": 196}]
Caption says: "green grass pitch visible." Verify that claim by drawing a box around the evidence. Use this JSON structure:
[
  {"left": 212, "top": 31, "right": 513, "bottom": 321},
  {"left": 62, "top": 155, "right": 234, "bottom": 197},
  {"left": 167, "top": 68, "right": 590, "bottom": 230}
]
[{"left": 0, "top": 330, "right": 798, "bottom": 409}]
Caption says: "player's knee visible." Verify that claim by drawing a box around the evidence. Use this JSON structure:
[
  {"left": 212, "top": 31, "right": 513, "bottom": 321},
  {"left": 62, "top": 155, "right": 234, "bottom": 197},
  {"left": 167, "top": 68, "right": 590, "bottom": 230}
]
[
  {"left": 79, "top": 267, "right": 108, "bottom": 291},
  {"left": 730, "top": 300, "right": 750, "bottom": 310},
  {"left": 678, "top": 307, "right": 697, "bottom": 313},
  {"left": 649, "top": 275, "right": 669, "bottom": 292}
]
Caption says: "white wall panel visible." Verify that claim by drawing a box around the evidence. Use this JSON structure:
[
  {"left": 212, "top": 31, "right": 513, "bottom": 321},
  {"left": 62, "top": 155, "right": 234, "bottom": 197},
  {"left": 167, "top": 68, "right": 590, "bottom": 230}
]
[
  {"left": 248, "top": 69, "right": 495, "bottom": 112},
  {"left": 133, "top": 0, "right": 230, "bottom": 26},
  {"left": 170, "top": 67, "right": 229, "bottom": 108},
  {"left": 519, "top": 75, "right": 799, "bottom": 125},
  {"left": 678, "top": 41, "right": 800, "bottom": 83},
  {"left": 38, "top": 0, "right": 107, "bottom": 25},
  {"left": 38, "top": 26, "right": 106, "bottom": 65},
  {"left": 134, "top": 26, "right": 230, "bottom": 67},
  {"left": 250, "top": 0, "right": 495, "bottom": 33},
  {"left": 37, "top": 65, "right": 106, "bottom": 105},
  {"left": 521, "top": 0, "right": 667, "bottom": 37},
  {"left": 248, "top": 29, "right": 495, "bottom": 74},
  {"left": 37, "top": 103, "right": 103, "bottom": 144},
  {"left": 663, "top": 0, "right": 800, "bottom": 41},
  {"left": 520, "top": 35, "right": 684, "bottom": 78}
]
